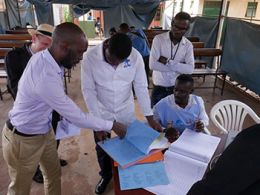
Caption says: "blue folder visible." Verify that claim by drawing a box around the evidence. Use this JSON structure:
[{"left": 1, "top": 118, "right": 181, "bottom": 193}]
[{"left": 98, "top": 120, "right": 160, "bottom": 168}]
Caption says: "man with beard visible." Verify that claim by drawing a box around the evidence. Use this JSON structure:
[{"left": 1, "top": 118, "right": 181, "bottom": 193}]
[
  {"left": 153, "top": 74, "right": 209, "bottom": 134},
  {"left": 5, "top": 23, "right": 68, "bottom": 184},
  {"left": 150, "top": 12, "right": 194, "bottom": 107},
  {"left": 2, "top": 22, "right": 126, "bottom": 195}
]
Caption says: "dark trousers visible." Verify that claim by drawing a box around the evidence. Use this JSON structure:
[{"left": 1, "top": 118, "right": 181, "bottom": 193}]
[
  {"left": 151, "top": 85, "right": 174, "bottom": 107},
  {"left": 52, "top": 110, "right": 61, "bottom": 148},
  {"left": 187, "top": 124, "right": 260, "bottom": 195},
  {"left": 143, "top": 55, "right": 150, "bottom": 86},
  {"left": 94, "top": 132, "right": 112, "bottom": 180}
]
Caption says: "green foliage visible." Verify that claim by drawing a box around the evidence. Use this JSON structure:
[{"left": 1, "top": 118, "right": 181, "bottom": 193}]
[{"left": 64, "top": 6, "right": 73, "bottom": 22}]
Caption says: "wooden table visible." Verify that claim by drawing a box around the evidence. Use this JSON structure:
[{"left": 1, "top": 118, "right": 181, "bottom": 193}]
[{"left": 112, "top": 134, "right": 227, "bottom": 195}]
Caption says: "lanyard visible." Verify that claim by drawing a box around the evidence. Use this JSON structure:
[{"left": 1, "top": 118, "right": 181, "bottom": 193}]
[{"left": 170, "top": 41, "right": 180, "bottom": 61}]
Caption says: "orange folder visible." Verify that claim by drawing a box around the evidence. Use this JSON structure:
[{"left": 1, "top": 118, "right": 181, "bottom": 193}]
[{"left": 113, "top": 150, "right": 164, "bottom": 167}]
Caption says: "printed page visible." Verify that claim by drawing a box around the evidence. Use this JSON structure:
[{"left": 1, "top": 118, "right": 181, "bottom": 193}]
[
  {"left": 55, "top": 119, "right": 81, "bottom": 140},
  {"left": 169, "top": 129, "right": 221, "bottom": 163},
  {"left": 126, "top": 120, "right": 160, "bottom": 154},
  {"left": 145, "top": 151, "right": 207, "bottom": 195},
  {"left": 148, "top": 133, "right": 170, "bottom": 151},
  {"left": 118, "top": 161, "right": 169, "bottom": 190}
]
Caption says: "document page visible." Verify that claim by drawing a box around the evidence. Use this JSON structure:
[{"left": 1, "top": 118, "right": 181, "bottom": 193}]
[
  {"left": 118, "top": 161, "right": 169, "bottom": 190},
  {"left": 126, "top": 120, "right": 160, "bottom": 154},
  {"left": 169, "top": 129, "right": 221, "bottom": 163},
  {"left": 145, "top": 151, "right": 207, "bottom": 195}
]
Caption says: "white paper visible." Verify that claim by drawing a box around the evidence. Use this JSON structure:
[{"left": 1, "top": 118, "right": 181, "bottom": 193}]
[
  {"left": 169, "top": 129, "right": 221, "bottom": 163},
  {"left": 146, "top": 151, "right": 207, "bottom": 195},
  {"left": 55, "top": 119, "right": 81, "bottom": 140},
  {"left": 148, "top": 133, "right": 170, "bottom": 152}
]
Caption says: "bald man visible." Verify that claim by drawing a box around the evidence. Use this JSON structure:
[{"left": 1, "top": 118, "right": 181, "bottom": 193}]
[{"left": 2, "top": 22, "right": 126, "bottom": 195}]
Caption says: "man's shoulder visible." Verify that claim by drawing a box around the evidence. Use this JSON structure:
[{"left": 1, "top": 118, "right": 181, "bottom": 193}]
[
  {"left": 154, "top": 31, "right": 169, "bottom": 40},
  {"left": 156, "top": 95, "right": 173, "bottom": 108},
  {"left": 191, "top": 95, "right": 204, "bottom": 104},
  {"left": 7, "top": 45, "right": 29, "bottom": 57},
  {"left": 182, "top": 36, "right": 193, "bottom": 46}
]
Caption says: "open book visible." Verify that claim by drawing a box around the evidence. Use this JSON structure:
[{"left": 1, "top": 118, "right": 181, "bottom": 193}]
[
  {"left": 98, "top": 120, "right": 168, "bottom": 168},
  {"left": 146, "top": 129, "right": 221, "bottom": 195}
]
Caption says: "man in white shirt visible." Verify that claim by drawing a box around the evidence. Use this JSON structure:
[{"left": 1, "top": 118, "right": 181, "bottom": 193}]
[
  {"left": 150, "top": 12, "right": 194, "bottom": 107},
  {"left": 2, "top": 23, "right": 126, "bottom": 195},
  {"left": 81, "top": 33, "right": 162, "bottom": 194},
  {"left": 153, "top": 74, "right": 209, "bottom": 134}
]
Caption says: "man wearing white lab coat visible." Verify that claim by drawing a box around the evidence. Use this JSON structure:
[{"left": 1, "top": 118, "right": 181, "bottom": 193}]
[{"left": 81, "top": 33, "right": 162, "bottom": 194}]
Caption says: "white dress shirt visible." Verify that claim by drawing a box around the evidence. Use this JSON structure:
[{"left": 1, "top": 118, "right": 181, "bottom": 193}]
[
  {"left": 149, "top": 32, "right": 194, "bottom": 87},
  {"left": 81, "top": 43, "right": 153, "bottom": 126},
  {"left": 9, "top": 49, "right": 113, "bottom": 134}
]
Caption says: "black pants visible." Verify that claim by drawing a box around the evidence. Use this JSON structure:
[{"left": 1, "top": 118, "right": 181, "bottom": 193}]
[
  {"left": 94, "top": 132, "right": 112, "bottom": 180},
  {"left": 187, "top": 124, "right": 260, "bottom": 195},
  {"left": 143, "top": 55, "right": 150, "bottom": 86},
  {"left": 52, "top": 110, "right": 61, "bottom": 148},
  {"left": 151, "top": 85, "right": 174, "bottom": 107}
]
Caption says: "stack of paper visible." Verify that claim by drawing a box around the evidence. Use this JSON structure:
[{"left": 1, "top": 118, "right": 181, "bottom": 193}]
[
  {"left": 146, "top": 129, "right": 221, "bottom": 195},
  {"left": 98, "top": 120, "right": 170, "bottom": 190}
]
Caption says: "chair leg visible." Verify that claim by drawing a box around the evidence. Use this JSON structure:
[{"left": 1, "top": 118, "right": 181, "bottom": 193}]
[
  {"left": 221, "top": 74, "right": 227, "bottom": 96},
  {"left": 0, "top": 87, "right": 3, "bottom": 100},
  {"left": 213, "top": 74, "right": 218, "bottom": 93}
]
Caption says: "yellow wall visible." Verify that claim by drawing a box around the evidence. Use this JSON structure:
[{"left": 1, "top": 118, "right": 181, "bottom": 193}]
[{"left": 198, "top": 0, "right": 260, "bottom": 23}]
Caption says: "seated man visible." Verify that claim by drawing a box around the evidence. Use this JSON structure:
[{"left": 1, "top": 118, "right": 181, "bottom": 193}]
[
  {"left": 153, "top": 74, "right": 209, "bottom": 133},
  {"left": 187, "top": 124, "right": 260, "bottom": 195}
]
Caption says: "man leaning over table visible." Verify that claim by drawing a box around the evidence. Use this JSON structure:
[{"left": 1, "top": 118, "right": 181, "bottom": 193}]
[
  {"left": 81, "top": 33, "right": 162, "bottom": 194},
  {"left": 149, "top": 11, "right": 194, "bottom": 107},
  {"left": 2, "top": 22, "right": 126, "bottom": 195}
]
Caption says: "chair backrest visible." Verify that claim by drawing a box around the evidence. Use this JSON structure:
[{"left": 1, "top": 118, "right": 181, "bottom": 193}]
[{"left": 210, "top": 100, "right": 260, "bottom": 134}]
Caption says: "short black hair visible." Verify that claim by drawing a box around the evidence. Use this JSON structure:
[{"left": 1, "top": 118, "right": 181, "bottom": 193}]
[
  {"left": 109, "top": 27, "right": 117, "bottom": 33},
  {"left": 108, "top": 33, "right": 132, "bottom": 60},
  {"left": 174, "top": 12, "right": 191, "bottom": 21},
  {"left": 119, "top": 23, "right": 129, "bottom": 31},
  {"left": 176, "top": 74, "right": 194, "bottom": 85}
]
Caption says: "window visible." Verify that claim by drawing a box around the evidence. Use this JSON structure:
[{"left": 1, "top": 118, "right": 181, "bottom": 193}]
[
  {"left": 203, "top": 1, "right": 222, "bottom": 17},
  {"left": 245, "top": 2, "right": 258, "bottom": 17}
]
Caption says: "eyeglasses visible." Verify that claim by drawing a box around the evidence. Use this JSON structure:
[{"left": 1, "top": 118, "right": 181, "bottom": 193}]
[{"left": 171, "top": 22, "right": 189, "bottom": 31}]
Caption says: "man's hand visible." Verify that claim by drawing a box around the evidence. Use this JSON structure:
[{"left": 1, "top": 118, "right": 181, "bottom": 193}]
[
  {"left": 112, "top": 121, "right": 127, "bottom": 139},
  {"left": 158, "top": 56, "right": 168, "bottom": 65},
  {"left": 95, "top": 131, "right": 109, "bottom": 142},
  {"left": 195, "top": 121, "right": 204, "bottom": 132},
  {"left": 146, "top": 115, "right": 163, "bottom": 132}
]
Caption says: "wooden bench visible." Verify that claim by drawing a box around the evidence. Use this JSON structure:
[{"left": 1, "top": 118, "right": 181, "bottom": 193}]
[
  {"left": 143, "top": 29, "right": 200, "bottom": 48},
  {"left": 0, "top": 41, "right": 27, "bottom": 48},
  {"left": 0, "top": 48, "right": 12, "bottom": 100},
  {"left": 0, "top": 34, "right": 32, "bottom": 41},
  {"left": 192, "top": 48, "right": 227, "bottom": 95},
  {"left": 192, "top": 42, "right": 204, "bottom": 48}
]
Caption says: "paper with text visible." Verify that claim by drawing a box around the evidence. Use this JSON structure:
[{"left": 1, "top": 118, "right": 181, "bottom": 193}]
[
  {"left": 55, "top": 119, "right": 81, "bottom": 140},
  {"left": 119, "top": 161, "right": 169, "bottom": 190}
]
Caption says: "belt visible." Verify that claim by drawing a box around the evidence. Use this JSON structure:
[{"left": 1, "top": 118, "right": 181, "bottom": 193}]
[{"left": 6, "top": 119, "right": 39, "bottom": 137}]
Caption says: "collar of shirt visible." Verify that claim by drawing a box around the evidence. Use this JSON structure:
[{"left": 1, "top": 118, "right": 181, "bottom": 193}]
[
  {"left": 164, "top": 31, "right": 187, "bottom": 46},
  {"left": 170, "top": 94, "right": 195, "bottom": 110},
  {"left": 44, "top": 49, "right": 63, "bottom": 76}
]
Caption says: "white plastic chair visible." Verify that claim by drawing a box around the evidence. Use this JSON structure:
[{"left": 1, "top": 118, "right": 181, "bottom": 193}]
[
  {"left": 209, "top": 100, "right": 260, "bottom": 169},
  {"left": 210, "top": 100, "right": 260, "bottom": 134}
]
